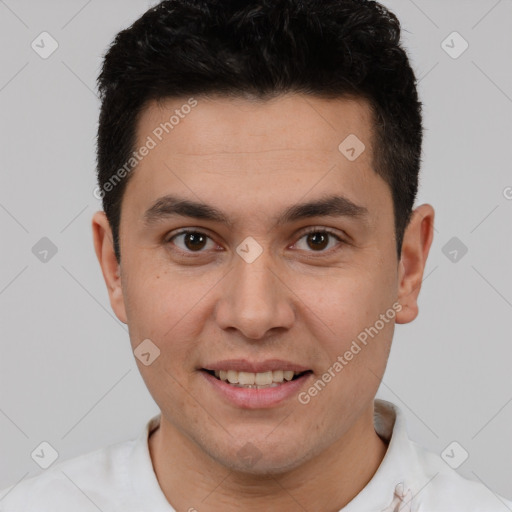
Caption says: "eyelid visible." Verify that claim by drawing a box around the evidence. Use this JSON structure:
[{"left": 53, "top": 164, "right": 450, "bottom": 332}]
[
  {"left": 296, "top": 226, "right": 344, "bottom": 240},
  {"left": 166, "top": 226, "right": 346, "bottom": 242}
]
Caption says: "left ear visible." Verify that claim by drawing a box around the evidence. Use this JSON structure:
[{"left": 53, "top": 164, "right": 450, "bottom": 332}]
[{"left": 395, "top": 203, "right": 435, "bottom": 324}]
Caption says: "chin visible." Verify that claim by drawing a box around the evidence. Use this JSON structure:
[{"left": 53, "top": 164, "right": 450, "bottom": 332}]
[{"left": 207, "top": 436, "right": 312, "bottom": 476}]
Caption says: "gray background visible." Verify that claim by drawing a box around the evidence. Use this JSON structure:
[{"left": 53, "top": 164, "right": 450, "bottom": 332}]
[{"left": 0, "top": 0, "right": 511, "bottom": 503}]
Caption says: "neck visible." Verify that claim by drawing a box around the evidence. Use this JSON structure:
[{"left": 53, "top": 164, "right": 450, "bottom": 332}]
[{"left": 148, "top": 405, "right": 388, "bottom": 511}]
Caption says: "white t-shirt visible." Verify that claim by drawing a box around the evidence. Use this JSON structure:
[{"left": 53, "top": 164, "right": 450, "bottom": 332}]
[{"left": 1, "top": 399, "right": 511, "bottom": 511}]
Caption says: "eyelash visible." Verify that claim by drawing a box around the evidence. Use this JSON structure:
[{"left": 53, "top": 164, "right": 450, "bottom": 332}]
[{"left": 165, "top": 227, "right": 346, "bottom": 257}]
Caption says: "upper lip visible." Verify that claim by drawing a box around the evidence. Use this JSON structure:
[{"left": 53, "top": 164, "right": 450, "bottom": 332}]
[{"left": 202, "top": 359, "right": 311, "bottom": 373}]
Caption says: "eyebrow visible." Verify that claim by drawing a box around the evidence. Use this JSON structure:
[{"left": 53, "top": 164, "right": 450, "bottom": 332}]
[{"left": 143, "top": 194, "right": 369, "bottom": 230}]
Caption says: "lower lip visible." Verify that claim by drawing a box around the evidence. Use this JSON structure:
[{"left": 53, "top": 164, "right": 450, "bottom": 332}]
[{"left": 200, "top": 370, "right": 313, "bottom": 409}]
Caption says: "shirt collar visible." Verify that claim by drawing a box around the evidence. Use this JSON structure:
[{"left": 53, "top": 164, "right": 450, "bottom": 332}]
[
  {"left": 127, "top": 413, "right": 173, "bottom": 510},
  {"left": 341, "top": 398, "right": 424, "bottom": 511}
]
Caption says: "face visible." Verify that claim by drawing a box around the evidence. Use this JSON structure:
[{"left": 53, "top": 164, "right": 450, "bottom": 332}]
[{"left": 93, "top": 93, "right": 433, "bottom": 475}]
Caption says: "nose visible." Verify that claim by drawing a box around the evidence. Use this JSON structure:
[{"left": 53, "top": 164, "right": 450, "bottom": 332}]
[{"left": 214, "top": 247, "right": 295, "bottom": 340}]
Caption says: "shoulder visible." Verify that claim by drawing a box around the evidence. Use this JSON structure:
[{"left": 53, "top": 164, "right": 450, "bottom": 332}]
[
  {"left": 374, "top": 400, "right": 512, "bottom": 512},
  {"left": 410, "top": 440, "right": 512, "bottom": 511},
  {"left": 0, "top": 438, "right": 136, "bottom": 512}
]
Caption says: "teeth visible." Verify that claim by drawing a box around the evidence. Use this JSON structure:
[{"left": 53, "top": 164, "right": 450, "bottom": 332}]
[
  {"left": 273, "top": 370, "right": 283, "bottom": 382},
  {"left": 238, "top": 371, "right": 255, "bottom": 385},
  {"left": 255, "top": 371, "right": 273, "bottom": 386},
  {"left": 210, "top": 369, "right": 304, "bottom": 385},
  {"left": 283, "top": 370, "right": 294, "bottom": 381},
  {"left": 227, "top": 370, "right": 238, "bottom": 383}
]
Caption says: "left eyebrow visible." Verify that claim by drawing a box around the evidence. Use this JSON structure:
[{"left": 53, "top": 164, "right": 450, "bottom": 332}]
[
  {"left": 142, "top": 193, "right": 369, "bottom": 229},
  {"left": 272, "top": 194, "right": 369, "bottom": 229}
]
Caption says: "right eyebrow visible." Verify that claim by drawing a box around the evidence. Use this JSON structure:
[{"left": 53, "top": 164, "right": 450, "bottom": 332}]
[{"left": 143, "top": 195, "right": 233, "bottom": 228}]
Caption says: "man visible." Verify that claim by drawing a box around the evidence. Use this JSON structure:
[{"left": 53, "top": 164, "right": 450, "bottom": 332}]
[{"left": 1, "top": 0, "right": 510, "bottom": 510}]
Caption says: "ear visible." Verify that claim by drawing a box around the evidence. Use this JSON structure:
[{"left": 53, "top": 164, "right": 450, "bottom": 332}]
[
  {"left": 395, "top": 204, "right": 435, "bottom": 324},
  {"left": 91, "top": 211, "right": 128, "bottom": 324}
]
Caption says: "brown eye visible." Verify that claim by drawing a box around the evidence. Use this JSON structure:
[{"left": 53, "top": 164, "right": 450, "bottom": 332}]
[
  {"left": 306, "top": 232, "right": 329, "bottom": 251},
  {"left": 183, "top": 232, "right": 207, "bottom": 251},
  {"left": 294, "top": 229, "right": 344, "bottom": 253},
  {"left": 168, "top": 230, "right": 214, "bottom": 253}
]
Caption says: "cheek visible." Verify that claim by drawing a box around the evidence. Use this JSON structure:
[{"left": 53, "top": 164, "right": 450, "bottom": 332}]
[
  {"left": 292, "top": 269, "right": 385, "bottom": 333},
  {"left": 291, "top": 263, "right": 395, "bottom": 376},
  {"left": 122, "top": 260, "right": 187, "bottom": 335},
  {"left": 122, "top": 273, "right": 170, "bottom": 345},
  {"left": 122, "top": 263, "right": 219, "bottom": 366}
]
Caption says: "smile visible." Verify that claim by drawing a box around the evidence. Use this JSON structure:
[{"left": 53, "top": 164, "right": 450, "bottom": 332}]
[
  {"left": 200, "top": 366, "right": 314, "bottom": 408},
  {"left": 204, "top": 369, "right": 311, "bottom": 388}
]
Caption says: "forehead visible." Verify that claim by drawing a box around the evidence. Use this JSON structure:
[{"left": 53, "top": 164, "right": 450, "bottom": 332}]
[
  {"left": 138, "top": 93, "right": 375, "bottom": 157},
  {"left": 122, "top": 93, "right": 390, "bottom": 230}
]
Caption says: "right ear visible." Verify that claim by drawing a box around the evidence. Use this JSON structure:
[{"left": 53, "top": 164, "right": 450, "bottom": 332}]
[{"left": 91, "top": 211, "right": 128, "bottom": 324}]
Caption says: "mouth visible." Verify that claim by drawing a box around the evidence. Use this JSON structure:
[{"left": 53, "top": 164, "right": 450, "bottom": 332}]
[
  {"left": 201, "top": 368, "right": 313, "bottom": 389},
  {"left": 199, "top": 361, "right": 314, "bottom": 409}
]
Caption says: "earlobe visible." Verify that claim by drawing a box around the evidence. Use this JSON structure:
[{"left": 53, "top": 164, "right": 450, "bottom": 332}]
[
  {"left": 395, "top": 204, "right": 435, "bottom": 325},
  {"left": 91, "top": 211, "right": 128, "bottom": 324}
]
